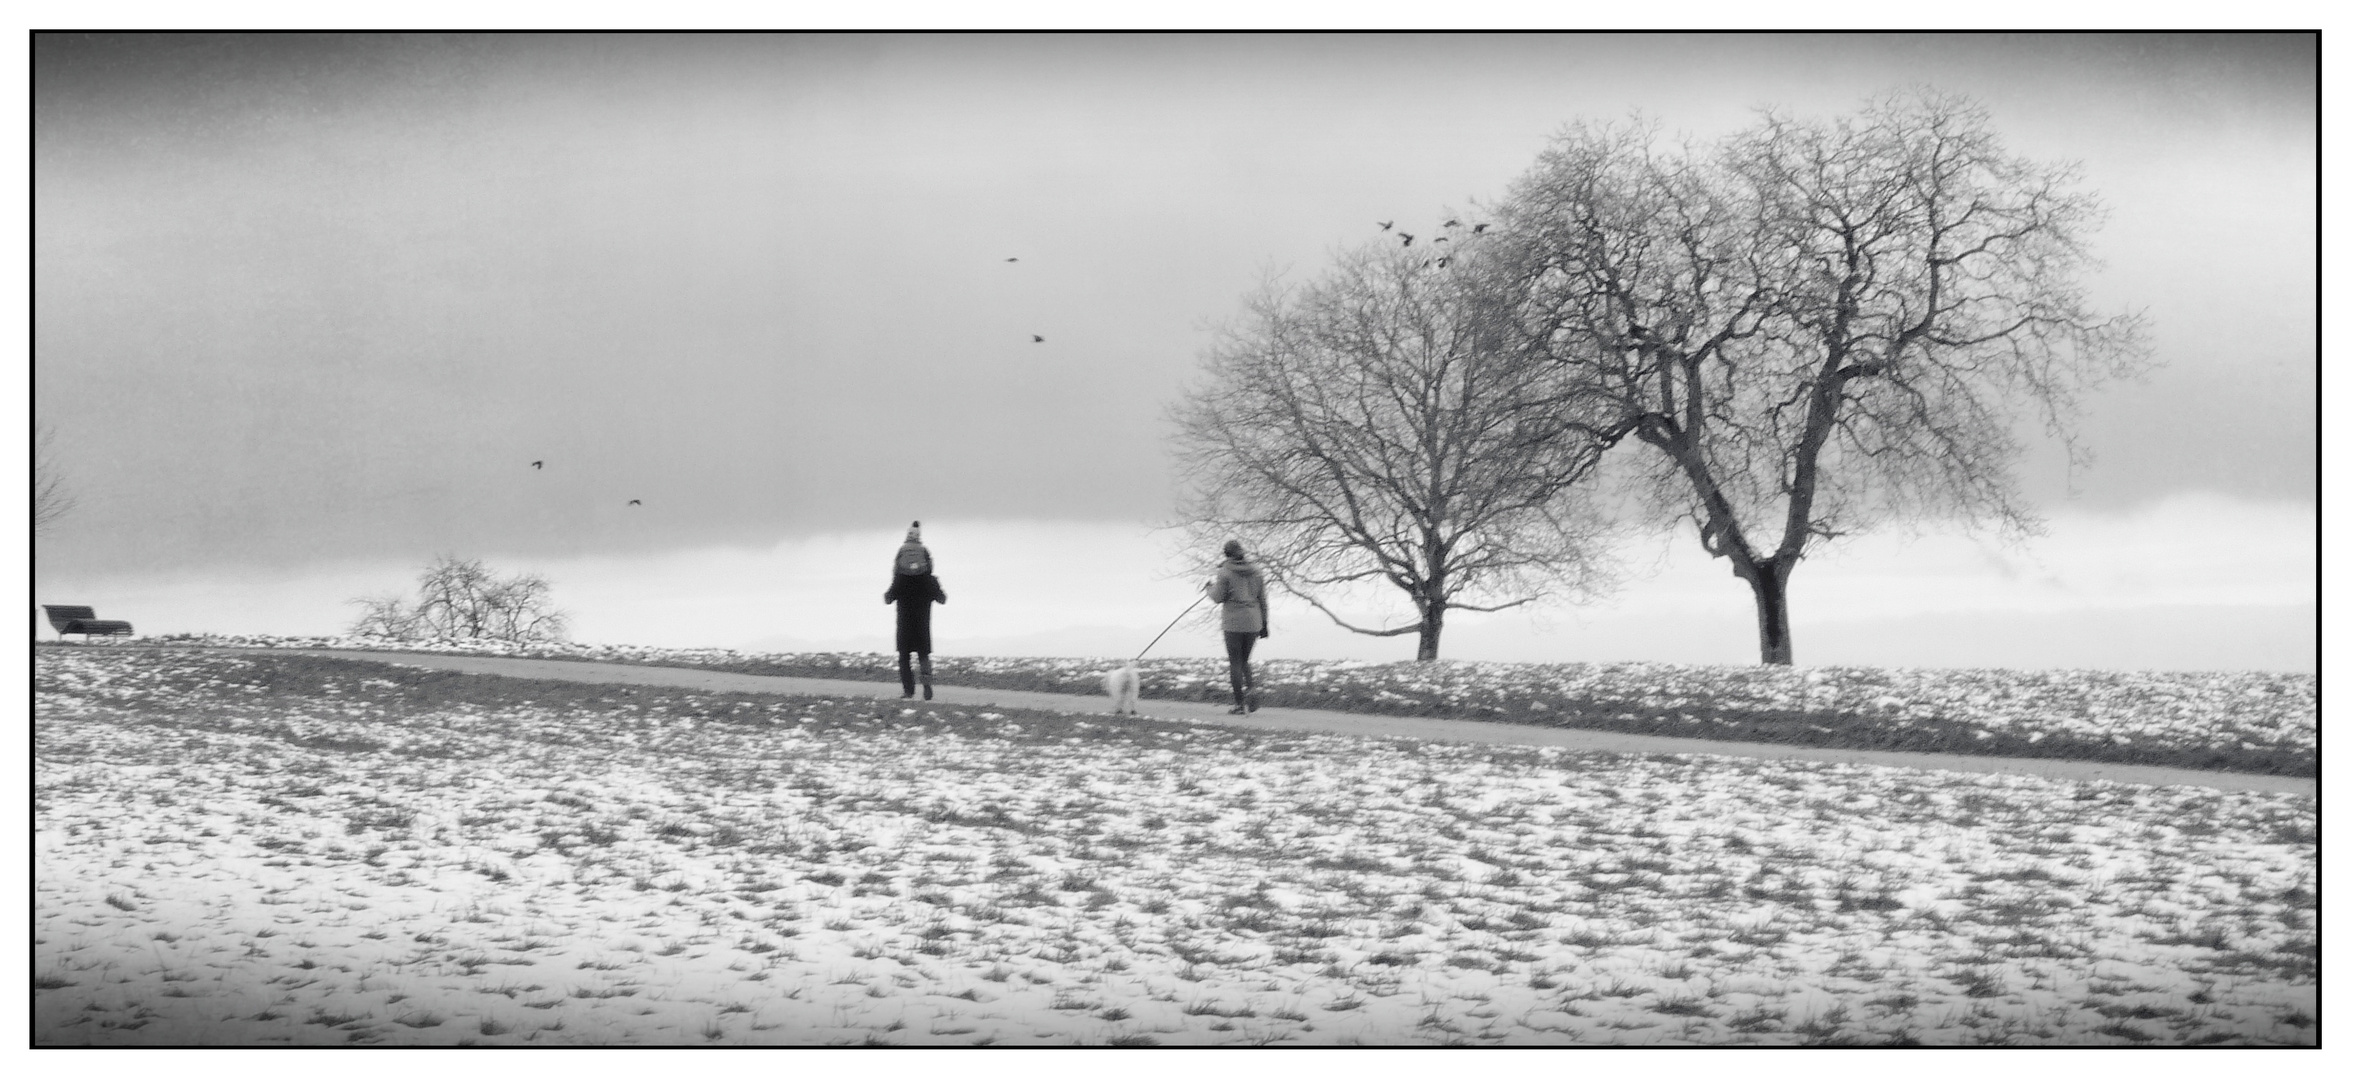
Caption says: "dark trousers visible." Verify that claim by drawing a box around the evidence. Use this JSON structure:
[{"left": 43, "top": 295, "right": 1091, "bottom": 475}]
[
  {"left": 1224, "top": 631, "right": 1257, "bottom": 705},
  {"left": 898, "top": 651, "right": 933, "bottom": 697}
]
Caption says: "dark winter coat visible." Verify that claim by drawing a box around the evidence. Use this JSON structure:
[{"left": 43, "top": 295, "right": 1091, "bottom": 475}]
[
  {"left": 884, "top": 573, "right": 947, "bottom": 654},
  {"left": 1211, "top": 557, "right": 1267, "bottom": 634}
]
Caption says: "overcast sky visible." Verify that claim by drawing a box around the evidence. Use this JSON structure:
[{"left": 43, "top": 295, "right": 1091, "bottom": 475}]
[{"left": 31, "top": 32, "right": 2316, "bottom": 671}]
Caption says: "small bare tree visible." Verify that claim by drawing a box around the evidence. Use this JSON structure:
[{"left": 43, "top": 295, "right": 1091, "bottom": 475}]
[
  {"left": 35, "top": 424, "right": 75, "bottom": 535},
  {"left": 1499, "top": 91, "right": 2152, "bottom": 664},
  {"left": 1172, "top": 235, "right": 1626, "bottom": 660},
  {"left": 347, "top": 592, "right": 421, "bottom": 638},
  {"left": 347, "top": 554, "right": 569, "bottom": 642}
]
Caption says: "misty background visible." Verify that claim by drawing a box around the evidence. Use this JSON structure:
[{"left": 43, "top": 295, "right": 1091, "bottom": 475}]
[{"left": 31, "top": 32, "right": 2315, "bottom": 671}]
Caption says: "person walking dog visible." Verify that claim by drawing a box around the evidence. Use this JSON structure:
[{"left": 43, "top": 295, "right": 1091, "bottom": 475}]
[
  {"left": 1209, "top": 539, "right": 1269, "bottom": 715},
  {"left": 884, "top": 521, "right": 946, "bottom": 699}
]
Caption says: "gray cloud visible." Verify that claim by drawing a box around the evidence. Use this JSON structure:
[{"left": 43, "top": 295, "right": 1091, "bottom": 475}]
[{"left": 34, "top": 33, "right": 2315, "bottom": 580}]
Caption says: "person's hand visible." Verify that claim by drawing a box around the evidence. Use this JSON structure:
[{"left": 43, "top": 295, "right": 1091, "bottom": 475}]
[{"left": 1258, "top": 627, "right": 1270, "bottom": 640}]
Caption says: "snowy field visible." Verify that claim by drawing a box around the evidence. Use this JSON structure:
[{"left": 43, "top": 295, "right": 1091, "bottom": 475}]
[{"left": 34, "top": 647, "right": 2316, "bottom": 1046}]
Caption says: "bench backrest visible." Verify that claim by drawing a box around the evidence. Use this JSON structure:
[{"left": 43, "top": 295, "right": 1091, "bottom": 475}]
[{"left": 43, "top": 605, "right": 97, "bottom": 632}]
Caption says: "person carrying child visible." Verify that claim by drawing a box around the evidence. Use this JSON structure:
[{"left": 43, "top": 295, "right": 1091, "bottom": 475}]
[{"left": 884, "top": 521, "right": 946, "bottom": 699}]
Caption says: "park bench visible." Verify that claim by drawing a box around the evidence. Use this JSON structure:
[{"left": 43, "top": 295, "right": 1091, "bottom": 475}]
[{"left": 42, "top": 605, "right": 134, "bottom": 641}]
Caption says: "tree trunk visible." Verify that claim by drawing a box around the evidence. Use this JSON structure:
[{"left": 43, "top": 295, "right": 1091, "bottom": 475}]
[
  {"left": 1416, "top": 601, "right": 1446, "bottom": 661},
  {"left": 1738, "top": 560, "right": 1795, "bottom": 665}
]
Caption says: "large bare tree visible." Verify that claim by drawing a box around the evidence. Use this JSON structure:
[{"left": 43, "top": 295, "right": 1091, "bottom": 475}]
[
  {"left": 1499, "top": 91, "right": 2152, "bottom": 664},
  {"left": 1172, "top": 236, "right": 1626, "bottom": 660},
  {"left": 349, "top": 554, "right": 569, "bottom": 642}
]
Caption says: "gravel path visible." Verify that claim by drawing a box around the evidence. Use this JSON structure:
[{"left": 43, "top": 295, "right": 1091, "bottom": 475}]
[{"left": 240, "top": 648, "right": 2311, "bottom": 797}]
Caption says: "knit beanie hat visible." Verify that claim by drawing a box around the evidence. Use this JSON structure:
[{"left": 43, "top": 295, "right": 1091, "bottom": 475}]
[
  {"left": 1223, "top": 539, "right": 1245, "bottom": 560},
  {"left": 906, "top": 521, "right": 922, "bottom": 543}
]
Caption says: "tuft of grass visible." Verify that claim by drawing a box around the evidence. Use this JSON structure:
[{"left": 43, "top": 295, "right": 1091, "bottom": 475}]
[
  {"left": 2093, "top": 1019, "right": 2157, "bottom": 1043},
  {"left": 1951, "top": 966, "right": 2006, "bottom": 999},
  {"left": 1654, "top": 995, "right": 1713, "bottom": 1018}
]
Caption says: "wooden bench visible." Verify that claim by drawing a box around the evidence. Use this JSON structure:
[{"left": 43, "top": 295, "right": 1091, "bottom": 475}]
[{"left": 42, "top": 605, "right": 134, "bottom": 640}]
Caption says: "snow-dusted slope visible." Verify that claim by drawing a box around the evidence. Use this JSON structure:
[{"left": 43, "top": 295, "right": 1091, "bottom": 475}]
[{"left": 34, "top": 649, "right": 2315, "bottom": 1045}]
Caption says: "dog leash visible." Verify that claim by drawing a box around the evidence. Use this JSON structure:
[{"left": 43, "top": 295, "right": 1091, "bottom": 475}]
[{"left": 1135, "top": 594, "right": 1209, "bottom": 661}]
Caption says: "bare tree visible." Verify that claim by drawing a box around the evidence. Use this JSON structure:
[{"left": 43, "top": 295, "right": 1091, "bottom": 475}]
[
  {"left": 347, "top": 592, "right": 421, "bottom": 638},
  {"left": 1499, "top": 91, "right": 2152, "bottom": 664},
  {"left": 1172, "top": 236, "right": 1625, "bottom": 660},
  {"left": 34, "top": 424, "right": 75, "bottom": 535},
  {"left": 347, "top": 554, "right": 569, "bottom": 642}
]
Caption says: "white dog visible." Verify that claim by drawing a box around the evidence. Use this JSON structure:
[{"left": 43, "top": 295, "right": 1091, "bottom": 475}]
[{"left": 1102, "top": 664, "right": 1142, "bottom": 715}]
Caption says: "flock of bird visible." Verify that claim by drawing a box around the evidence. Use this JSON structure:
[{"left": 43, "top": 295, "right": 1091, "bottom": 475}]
[{"left": 1380, "top": 218, "right": 1487, "bottom": 270}]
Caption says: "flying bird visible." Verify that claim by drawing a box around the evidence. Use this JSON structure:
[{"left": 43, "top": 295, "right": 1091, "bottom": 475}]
[
  {"left": 1005, "top": 257, "right": 1018, "bottom": 262},
  {"left": 1399, "top": 233, "right": 1414, "bottom": 247},
  {"left": 1434, "top": 236, "right": 1448, "bottom": 244},
  {"left": 1032, "top": 334, "right": 1045, "bottom": 343},
  {"left": 1472, "top": 223, "right": 1488, "bottom": 233},
  {"left": 530, "top": 461, "right": 542, "bottom": 469},
  {"left": 1436, "top": 256, "right": 1451, "bottom": 268},
  {"left": 1377, "top": 220, "right": 1394, "bottom": 231},
  {"left": 1444, "top": 219, "right": 1460, "bottom": 227},
  {"left": 628, "top": 499, "right": 642, "bottom": 506}
]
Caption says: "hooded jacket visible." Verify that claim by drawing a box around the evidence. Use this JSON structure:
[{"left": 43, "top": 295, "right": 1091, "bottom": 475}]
[{"left": 1210, "top": 557, "right": 1267, "bottom": 634}]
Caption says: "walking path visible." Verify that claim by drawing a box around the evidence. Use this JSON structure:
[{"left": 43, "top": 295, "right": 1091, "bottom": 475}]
[{"left": 248, "top": 649, "right": 2312, "bottom": 797}]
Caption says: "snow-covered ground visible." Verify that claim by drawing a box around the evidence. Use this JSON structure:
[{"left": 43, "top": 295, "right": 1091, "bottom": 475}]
[
  {"left": 35, "top": 648, "right": 2316, "bottom": 1046},
  {"left": 163, "top": 633, "right": 2320, "bottom": 772}
]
